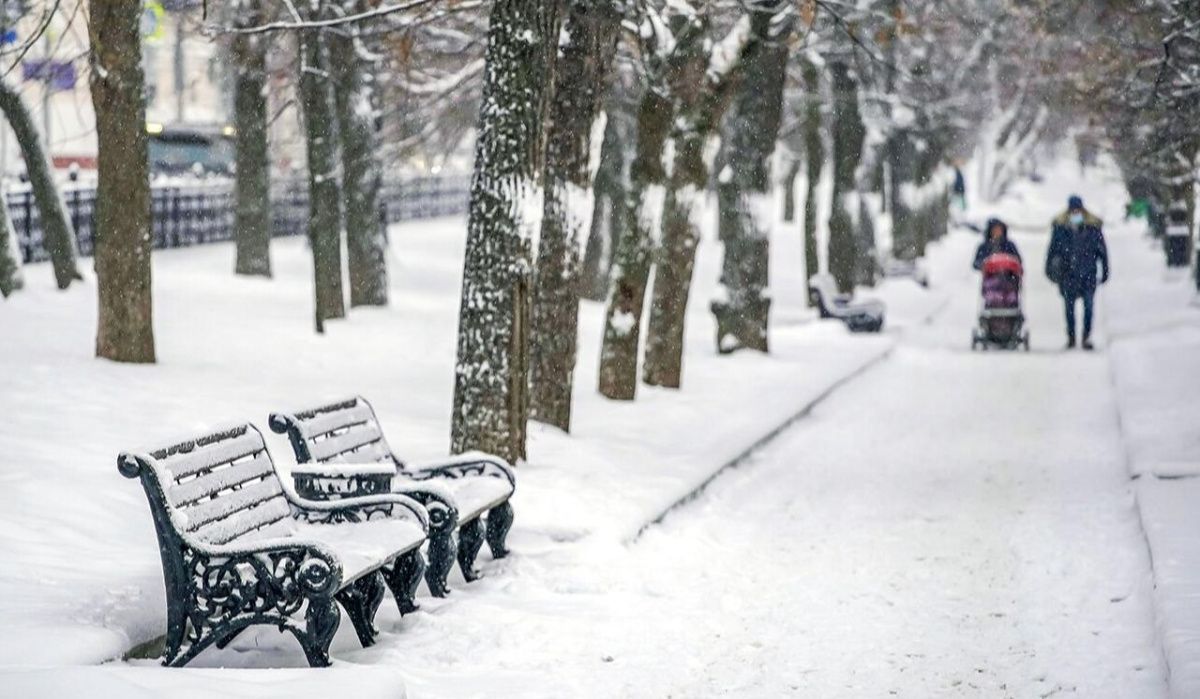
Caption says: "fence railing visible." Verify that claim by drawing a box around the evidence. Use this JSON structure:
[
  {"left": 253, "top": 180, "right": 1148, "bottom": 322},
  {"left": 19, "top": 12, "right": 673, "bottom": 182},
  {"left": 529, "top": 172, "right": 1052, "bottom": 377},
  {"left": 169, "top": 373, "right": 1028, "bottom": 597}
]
[{"left": 11, "top": 174, "right": 470, "bottom": 264}]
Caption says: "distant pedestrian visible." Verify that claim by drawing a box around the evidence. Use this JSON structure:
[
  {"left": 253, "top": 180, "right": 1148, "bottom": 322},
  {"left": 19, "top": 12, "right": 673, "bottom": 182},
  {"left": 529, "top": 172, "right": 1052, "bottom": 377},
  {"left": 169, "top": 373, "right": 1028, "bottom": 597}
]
[
  {"left": 1046, "top": 195, "right": 1109, "bottom": 350},
  {"left": 953, "top": 166, "right": 967, "bottom": 210},
  {"left": 973, "top": 218, "right": 1020, "bottom": 270}
]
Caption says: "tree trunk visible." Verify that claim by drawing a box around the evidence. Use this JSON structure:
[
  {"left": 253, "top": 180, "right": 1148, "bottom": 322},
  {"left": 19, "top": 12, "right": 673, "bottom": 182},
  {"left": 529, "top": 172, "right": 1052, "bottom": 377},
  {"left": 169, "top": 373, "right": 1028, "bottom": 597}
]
[
  {"left": 641, "top": 162, "right": 702, "bottom": 388},
  {"left": 597, "top": 87, "right": 671, "bottom": 401},
  {"left": 781, "top": 157, "right": 800, "bottom": 223},
  {"left": 579, "top": 105, "right": 628, "bottom": 302},
  {"left": 0, "top": 183, "right": 22, "bottom": 297},
  {"left": 642, "top": 11, "right": 741, "bottom": 389},
  {"left": 530, "top": 0, "right": 619, "bottom": 432},
  {"left": 854, "top": 194, "right": 878, "bottom": 286},
  {"left": 331, "top": 0, "right": 388, "bottom": 308},
  {"left": 89, "top": 0, "right": 155, "bottom": 363},
  {"left": 910, "top": 137, "right": 938, "bottom": 257},
  {"left": 297, "top": 7, "right": 346, "bottom": 333},
  {"left": 853, "top": 132, "right": 883, "bottom": 287},
  {"left": 0, "top": 79, "right": 80, "bottom": 289},
  {"left": 827, "top": 60, "right": 864, "bottom": 294},
  {"left": 888, "top": 131, "right": 918, "bottom": 259},
  {"left": 232, "top": 0, "right": 271, "bottom": 278},
  {"left": 800, "top": 58, "right": 822, "bottom": 305},
  {"left": 451, "top": 1, "right": 562, "bottom": 463},
  {"left": 711, "top": 8, "right": 792, "bottom": 354}
]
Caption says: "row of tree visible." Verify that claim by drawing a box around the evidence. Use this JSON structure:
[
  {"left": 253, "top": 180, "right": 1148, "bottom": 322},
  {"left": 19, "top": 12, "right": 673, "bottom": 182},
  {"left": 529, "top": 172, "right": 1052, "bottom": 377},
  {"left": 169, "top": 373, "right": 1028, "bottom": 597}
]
[
  {"left": 1083, "top": 0, "right": 1200, "bottom": 266},
  {"left": 3, "top": 0, "right": 1142, "bottom": 465},
  {"left": 447, "top": 0, "right": 1037, "bottom": 462}
]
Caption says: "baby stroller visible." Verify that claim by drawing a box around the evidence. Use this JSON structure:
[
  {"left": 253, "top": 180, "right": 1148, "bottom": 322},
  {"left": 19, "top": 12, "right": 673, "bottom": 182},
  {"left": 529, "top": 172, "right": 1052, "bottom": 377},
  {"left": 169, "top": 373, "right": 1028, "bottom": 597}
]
[{"left": 971, "top": 253, "right": 1030, "bottom": 351}]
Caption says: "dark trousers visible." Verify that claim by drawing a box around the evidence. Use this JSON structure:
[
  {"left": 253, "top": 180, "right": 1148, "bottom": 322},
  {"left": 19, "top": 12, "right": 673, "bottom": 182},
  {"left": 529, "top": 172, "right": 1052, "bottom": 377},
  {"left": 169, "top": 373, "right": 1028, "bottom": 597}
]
[{"left": 1063, "top": 287, "right": 1095, "bottom": 340}]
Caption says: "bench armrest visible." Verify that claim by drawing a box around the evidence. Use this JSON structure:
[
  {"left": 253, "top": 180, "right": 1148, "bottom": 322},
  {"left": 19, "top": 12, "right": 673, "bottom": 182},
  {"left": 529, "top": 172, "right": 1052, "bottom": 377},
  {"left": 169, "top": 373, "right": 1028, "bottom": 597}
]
[
  {"left": 389, "top": 480, "right": 458, "bottom": 532},
  {"left": 284, "top": 489, "right": 430, "bottom": 534},
  {"left": 405, "top": 451, "right": 516, "bottom": 490}
]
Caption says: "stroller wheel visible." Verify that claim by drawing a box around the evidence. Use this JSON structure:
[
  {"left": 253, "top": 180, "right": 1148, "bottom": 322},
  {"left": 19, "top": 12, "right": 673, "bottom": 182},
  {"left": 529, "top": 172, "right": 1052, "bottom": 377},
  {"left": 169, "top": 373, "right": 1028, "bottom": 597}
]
[{"left": 1023, "top": 331, "right": 1031, "bottom": 351}]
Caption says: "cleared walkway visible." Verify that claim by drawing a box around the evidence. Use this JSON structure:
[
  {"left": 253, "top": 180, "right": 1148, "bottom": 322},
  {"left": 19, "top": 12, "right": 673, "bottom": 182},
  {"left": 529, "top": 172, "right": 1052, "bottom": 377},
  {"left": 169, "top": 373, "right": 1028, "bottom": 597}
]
[{"left": 617, "top": 228, "right": 1167, "bottom": 696}]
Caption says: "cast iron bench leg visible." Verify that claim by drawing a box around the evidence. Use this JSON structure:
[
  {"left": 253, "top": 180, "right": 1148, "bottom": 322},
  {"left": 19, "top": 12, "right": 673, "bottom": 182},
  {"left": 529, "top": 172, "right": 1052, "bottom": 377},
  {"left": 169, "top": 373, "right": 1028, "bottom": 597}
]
[
  {"left": 425, "top": 526, "right": 456, "bottom": 598},
  {"left": 485, "top": 501, "right": 514, "bottom": 559},
  {"left": 383, "top": 549, "right": 425, "bottom": 615},
  {"left": 298, "top": 596, "right": 341, "bottom": 668},
  {"left": 336, "top": 572, "right": 386, "bottom": 647},
  {"left": 457, "top": 517, "right": 485, "bottom": 582}
]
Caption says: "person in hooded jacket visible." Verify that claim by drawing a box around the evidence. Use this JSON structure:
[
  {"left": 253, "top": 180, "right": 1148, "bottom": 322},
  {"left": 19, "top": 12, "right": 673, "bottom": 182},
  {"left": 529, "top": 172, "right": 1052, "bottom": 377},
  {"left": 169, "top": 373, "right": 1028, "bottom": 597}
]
[
  {"left": 1046, "top": 195, "right": 1109, "bottom": 350},
  {"left": 973, "top": 218, "right": 1021, "bottom": 270}
]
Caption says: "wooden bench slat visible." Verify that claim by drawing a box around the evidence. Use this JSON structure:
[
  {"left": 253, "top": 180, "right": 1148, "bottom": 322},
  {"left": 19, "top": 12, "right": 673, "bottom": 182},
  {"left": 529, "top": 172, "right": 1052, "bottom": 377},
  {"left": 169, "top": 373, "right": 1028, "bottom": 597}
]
[
  {"left": 168, "top": 453, "right": 275, "bottom": 507},
  {"left": 162, "top": 431, "right": 266, "bottom": 480},
  {"left": 298, "top": 404, "right": 375, "bottom": 439},
  {"left": 310, "top": 424, "right": 384, "bottom": 463},
  {"left": 233, "top": 515, "right": 299, "bottom": 545},
  {"left": 194, "top": 497, "right": 294, "bottom": 546},
  {"left": 184, "top": 477, "right": 284, "bottom": 532}
]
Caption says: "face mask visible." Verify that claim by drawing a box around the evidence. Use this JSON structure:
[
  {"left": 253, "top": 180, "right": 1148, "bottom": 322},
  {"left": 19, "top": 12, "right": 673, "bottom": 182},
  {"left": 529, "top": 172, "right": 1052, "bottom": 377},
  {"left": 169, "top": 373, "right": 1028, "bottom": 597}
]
[{"left": 1069, "top": 212, "right": 1084, "bottom": 226}]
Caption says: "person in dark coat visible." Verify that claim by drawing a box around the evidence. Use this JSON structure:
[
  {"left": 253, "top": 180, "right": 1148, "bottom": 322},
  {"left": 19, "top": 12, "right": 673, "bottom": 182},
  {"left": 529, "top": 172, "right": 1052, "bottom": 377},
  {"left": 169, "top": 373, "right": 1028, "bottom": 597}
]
[
  {"left": 973, "top": 218, "right": 1021, "bottom": 270},
  {"left": 1046, "top": 195, "right": 1109, "bottom": 350}
]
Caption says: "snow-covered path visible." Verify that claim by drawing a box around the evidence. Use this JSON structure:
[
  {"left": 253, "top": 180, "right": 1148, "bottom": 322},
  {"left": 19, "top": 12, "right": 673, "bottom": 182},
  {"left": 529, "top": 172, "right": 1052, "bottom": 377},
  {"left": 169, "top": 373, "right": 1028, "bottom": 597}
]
[
  {"left": 375, "top": 227, "right": 1167, "bottom": 698},
  {"left": 632, "top": 274, "right": 1165, "bottom": 695}
]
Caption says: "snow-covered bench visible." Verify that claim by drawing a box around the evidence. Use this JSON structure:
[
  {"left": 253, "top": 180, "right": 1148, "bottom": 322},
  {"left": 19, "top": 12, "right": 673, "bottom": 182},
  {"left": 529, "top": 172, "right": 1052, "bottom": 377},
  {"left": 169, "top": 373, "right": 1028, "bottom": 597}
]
[
  {"left": 269, "top": 396, "right": 516, "bottom": 596},
  {"left": 881, "top": 256, "right": 930, "bottom": 287},
  {"left": 118, "top": 423, "right": 430, "bottom": 668},
  {"left": 808, "top": 273, "right": 886, "bottom": 333}
]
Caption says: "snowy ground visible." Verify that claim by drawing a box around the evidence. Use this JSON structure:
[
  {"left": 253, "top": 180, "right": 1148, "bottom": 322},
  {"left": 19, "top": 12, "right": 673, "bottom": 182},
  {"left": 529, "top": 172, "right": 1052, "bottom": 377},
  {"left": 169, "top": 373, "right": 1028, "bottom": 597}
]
[
  {"left": 1101, "top": 183, "right": 1200, "bottom": 695},
  {"left": 1, "top": 155, "right": 1197, "bottom": 697}
]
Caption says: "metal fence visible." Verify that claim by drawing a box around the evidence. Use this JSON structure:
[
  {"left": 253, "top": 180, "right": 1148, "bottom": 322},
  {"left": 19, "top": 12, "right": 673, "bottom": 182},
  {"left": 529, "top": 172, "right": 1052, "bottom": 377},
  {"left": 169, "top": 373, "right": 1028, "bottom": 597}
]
[{"left": 11, "top": 174, "right": 471, "bottom": 264}]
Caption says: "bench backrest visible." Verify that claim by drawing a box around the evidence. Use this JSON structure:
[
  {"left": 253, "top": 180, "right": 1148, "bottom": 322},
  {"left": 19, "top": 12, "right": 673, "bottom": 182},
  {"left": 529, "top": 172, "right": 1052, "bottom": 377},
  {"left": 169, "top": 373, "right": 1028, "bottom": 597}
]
[
  {"left": 120, "top": 423, "right": 296, "bottom": 547},
  {"left": 269, "top": 396, "right": 400, "bottom": 468},
  {"left": 808, "top": 273, "right": 843, "bottom": 313}
]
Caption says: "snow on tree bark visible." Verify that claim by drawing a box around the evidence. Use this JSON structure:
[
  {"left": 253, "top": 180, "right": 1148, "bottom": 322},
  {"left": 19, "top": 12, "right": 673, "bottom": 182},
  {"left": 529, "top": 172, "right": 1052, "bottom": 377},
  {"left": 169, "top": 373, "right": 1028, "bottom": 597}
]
[
  {"left": 597, "top": 86, "right": 671, "bottom": 401},
  {"left": 643, "top": 12, "right": 752, "bottom": 389},
  {"left": 232, "top": 0, "right": 272, "bottom": 278},
  {"left": 451, "top": 0, "right": 563, "bottom": 462},
  {"left": 332, "top": 0, "right": 388, "bottom": 308},
  {"left": 826, "top": 60, "right": 864, "bottom": 294},
  {"left": 530, "top": 0, "right": 620, "bottom": 432},
  {"left": 89, "top": 0, "right": 156, "bottom": 363},
  {"left": 579, "top": 105, "right": 630, "bottom": 303},
  {"left": 0, "top": 185, "right": 22, "bottom": 298},
  {"left": 297, "top": 4, "right": 346, "bottom": 333},
  {"left": 711, "top": 7, "right": 793, "bottom": 355},
  {"left": 0, "top": 79, "right": 80, "bottom": 290}
]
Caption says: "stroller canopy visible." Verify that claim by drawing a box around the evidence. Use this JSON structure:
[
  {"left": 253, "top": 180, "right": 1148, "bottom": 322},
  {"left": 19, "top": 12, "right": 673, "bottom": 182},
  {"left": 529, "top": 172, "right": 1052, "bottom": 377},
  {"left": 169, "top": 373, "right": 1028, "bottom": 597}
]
[{"left": 982, "top": 253, "right": 1023, "bottom": 277}]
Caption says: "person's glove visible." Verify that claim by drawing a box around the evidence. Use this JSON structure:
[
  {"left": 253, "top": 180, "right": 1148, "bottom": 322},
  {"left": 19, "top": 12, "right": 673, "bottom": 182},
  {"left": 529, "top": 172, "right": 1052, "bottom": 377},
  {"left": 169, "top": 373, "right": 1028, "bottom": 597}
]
[{"left": 1101, "top": 271, "right": 1110, "bottom": 284}]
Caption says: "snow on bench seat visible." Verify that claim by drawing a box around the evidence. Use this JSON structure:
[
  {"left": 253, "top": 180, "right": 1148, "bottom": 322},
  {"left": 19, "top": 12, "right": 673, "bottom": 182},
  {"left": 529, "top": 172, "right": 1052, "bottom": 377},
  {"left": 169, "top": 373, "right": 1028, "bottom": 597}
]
[
  {"left": 808, "top": 273, "right": 886, "bottom": 333},
  {"left": 422, "top": 467, "right": 513, "bottom": 521},
  {"left": 289, "top": 517, "right": 426, "bottom": 586}
]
